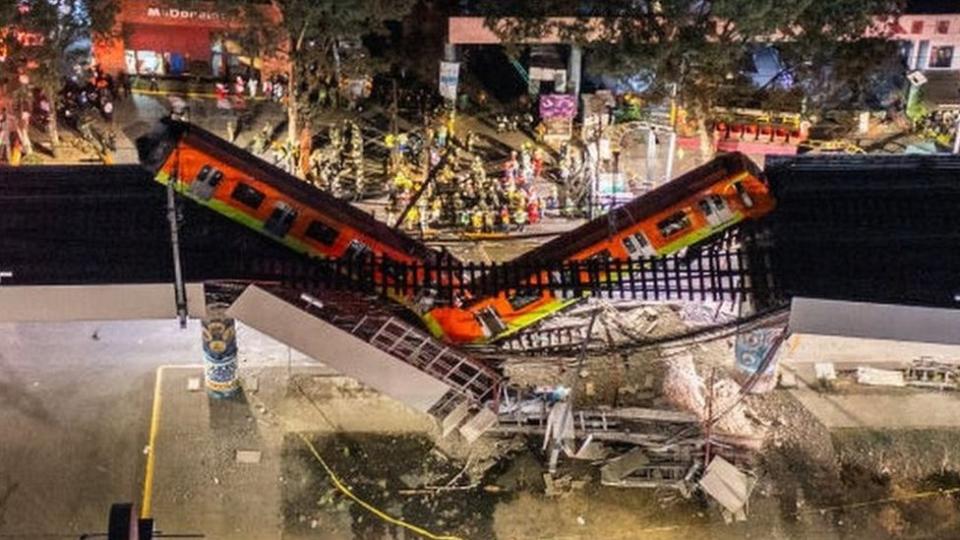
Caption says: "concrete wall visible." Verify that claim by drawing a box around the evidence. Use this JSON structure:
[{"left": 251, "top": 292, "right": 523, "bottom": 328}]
[
  {"left": 0, "top": 284, "right": 207, "bottom": 322},
  {"left": 226, "top": 286, "right": 451, "bottom": 413}
]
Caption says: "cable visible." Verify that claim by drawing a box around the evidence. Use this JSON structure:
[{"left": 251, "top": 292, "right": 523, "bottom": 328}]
[
  {"left": 239, "top": 378, "right": 464, "bottom": 540},
  {"left": 294, "top": 432, "right": 464, "bottom": 540}
]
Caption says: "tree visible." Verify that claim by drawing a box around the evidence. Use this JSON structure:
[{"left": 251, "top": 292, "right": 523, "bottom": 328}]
[
  {"left": 1, "top": 0, "right": 118, "bottom": 156},
  {"left": 182, "top": 0, "right": 417, "bottom": 174},
  {"left": 480, "top": 0, "right": 903, "bottom": 136}
]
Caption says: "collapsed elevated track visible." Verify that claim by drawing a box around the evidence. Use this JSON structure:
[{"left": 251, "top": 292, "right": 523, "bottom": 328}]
[{"left": 3, "top": 155, "right": 960, "bottom": 347}]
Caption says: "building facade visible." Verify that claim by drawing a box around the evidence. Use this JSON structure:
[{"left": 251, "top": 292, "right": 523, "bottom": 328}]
[
  {"left": 94, "top": 0, "right": 285, "bottom": 79},
  {"left": 891, "top": 2, "right": 960, "bottom": 71}
]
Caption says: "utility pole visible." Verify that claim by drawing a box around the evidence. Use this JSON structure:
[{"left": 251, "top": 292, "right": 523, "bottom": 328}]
[
  {"left": 390, "top": 79, "right": 399, "bottom": 138},
  {"left": 665, "top": 82, "right": 679, "bottom": 183}
]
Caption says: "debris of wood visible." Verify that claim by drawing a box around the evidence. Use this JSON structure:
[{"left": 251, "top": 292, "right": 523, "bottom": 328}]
[
  {"left": 459, "top": 407, "right": 498, "bottom": 444},
  {"left": 600, "top": 448, "right": 650, "bottom": 485},
  {"left": 778, "top": 370, "right": 798, "bottom": 389},
  {"left": 698, "top": 456, "right": 756, "bottom": 520},
  {"left": 235, "top": 450, "right": 262, "bottom": 464},
  {"left": 441, "top": 401, "right": 471, "bottom": 438},
  {"left": 856, "top": 367, "right": 906, "bottom": 387},
  {"left": 661, "top": 355, "right": 766, "bottom": 445},
  {"left": 814, "top": 362, "right": 837, "bottom": 381},
  {"left": 572, "top": 435, "right": 609, "bottom": 460},
  {"left": 543, "top": 473, "right": 588, "bottom": 498},
  {"left": 397, "top": 483, "right": 481, "bottom": 495}
]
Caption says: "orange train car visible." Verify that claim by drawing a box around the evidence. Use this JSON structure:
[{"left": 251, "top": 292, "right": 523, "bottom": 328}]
[
  {"left": 140, "top": 120, "right": 447, "bottom": 275},
  {"left": 424, "top": 152, "right": 775, "bottom": 344}
]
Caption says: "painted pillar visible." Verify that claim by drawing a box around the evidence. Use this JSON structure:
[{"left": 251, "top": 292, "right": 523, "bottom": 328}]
[
  {"left": 733, "top": 326, "right": 787, "bottom": 394},
  {"left": 202, "top": 303, "right": 239, "bottom": 398},
  {"left": 567, "top": 44, "right": 582, "bottom": 98}
]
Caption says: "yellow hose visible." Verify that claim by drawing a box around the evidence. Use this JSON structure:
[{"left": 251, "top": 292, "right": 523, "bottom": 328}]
[{"left": 295, "top": 431, "right": 464, "bottom": 540}]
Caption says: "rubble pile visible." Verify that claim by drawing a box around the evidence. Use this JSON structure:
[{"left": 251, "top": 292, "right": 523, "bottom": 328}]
[{"left": 661, "top": 354, "right": 766, "bottom": 448}]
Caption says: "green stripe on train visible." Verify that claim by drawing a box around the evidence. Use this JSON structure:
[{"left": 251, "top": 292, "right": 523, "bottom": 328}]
[{"left": 154, "top": 171, "right": 315, "bottom": 256}]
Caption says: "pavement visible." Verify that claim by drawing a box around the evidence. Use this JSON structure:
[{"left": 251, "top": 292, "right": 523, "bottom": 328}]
[
  {"left": 0, "top": 319, "right": 197, "bottom": 537},
  {"left": 0, "top": 316, "right": 445, "bottom": 538}
]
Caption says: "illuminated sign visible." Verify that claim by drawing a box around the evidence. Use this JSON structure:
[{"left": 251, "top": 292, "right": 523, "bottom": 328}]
[{"left": 146, "top": 7, "right": 225, "bottom": 21}]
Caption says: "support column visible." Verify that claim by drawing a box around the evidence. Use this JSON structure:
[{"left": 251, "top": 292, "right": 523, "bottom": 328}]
[
  {"left": 443, "top": 42, "right": 457, "bottom": 63},
  {"left": 645, "top": 129, "right": 657, "bottom": 183},
  {"left": 733, "top": 327, "right": 787, "bottom": 394},
  {"left": 665, "top": 131, "right": 677, "bottom": 182},
  {"left": 567, "top": 45, "right": 582, "bottom": 98},
  {"left": 202, "top": 303, "right": 239, "bottom": 398}
]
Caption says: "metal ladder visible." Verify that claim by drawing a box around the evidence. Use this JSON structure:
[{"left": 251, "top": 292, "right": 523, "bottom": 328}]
[{"left": 344, "top": 315, "right": 500, "bottom": 403}]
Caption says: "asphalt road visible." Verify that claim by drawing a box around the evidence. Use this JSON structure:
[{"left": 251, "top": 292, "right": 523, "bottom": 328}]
[{"left": 0, "top": 319, "right": 200, "bottom": 537}]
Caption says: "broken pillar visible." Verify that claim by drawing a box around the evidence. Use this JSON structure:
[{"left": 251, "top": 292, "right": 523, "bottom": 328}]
[
  {"left": 733, "top": 326, "right": 786, "bottom": 393},
  {"left": 202, "top": 302, "right": 239, "bottom": 398}
]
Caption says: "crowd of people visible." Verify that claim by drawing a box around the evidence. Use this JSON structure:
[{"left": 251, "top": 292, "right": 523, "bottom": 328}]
[
  {"left": 0, "top": 108, "right": 34, "bottom": 165},
  {"left": 303, "top": 120, "right": 368, "bottom": 198},
  {"left": 918, "top": 109, "right": 960, "bottom": 144},
  {"left": 385, "top": 128, "right": 553, "bottom": 235}
]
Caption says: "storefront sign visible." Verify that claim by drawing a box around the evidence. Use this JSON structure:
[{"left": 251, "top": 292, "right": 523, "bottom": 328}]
[
  {"left": 438, "top": 61, "right": 460, "bottom": 101},
  {"left": 147, "top": 7, "right": 225, "bottom": 22},
  {"left": 539, "top": 94, "right": 577, "bottom": 119}
]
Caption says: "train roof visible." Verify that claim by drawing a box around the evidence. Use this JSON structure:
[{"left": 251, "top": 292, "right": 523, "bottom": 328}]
[
  {"left": 510, "top": 152, "right": 761, "bottom": 267},
  {"left": 138, "top": 119, "right": 444, "bottom": 263}
]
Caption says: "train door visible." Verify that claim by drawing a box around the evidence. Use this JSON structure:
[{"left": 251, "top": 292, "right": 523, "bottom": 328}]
[
  {"left": 476, "top": 306, "right": 508, "bottom": 338},
  {"left": 264, "top": 201, "right": 298, "bottom": 237},
  {"left": 699, "top": 195, "right": 732, "bottom": 227},
  {"left": 622, "top": 230, "right": 657, "bottom": 258},
  {"left": 190, "top": 165, "right": 224, "bottom": 201}
]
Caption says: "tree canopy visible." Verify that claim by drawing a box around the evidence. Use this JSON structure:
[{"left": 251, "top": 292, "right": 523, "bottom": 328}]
[
  {"left": 481, "top": 0, "right": 905, "bottom": 115},
  {"left": 1, "top": 0, "right": 118, "bottom": 150}
]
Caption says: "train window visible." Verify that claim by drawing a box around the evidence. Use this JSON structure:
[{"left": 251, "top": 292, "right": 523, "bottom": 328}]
[
  {"left": 305, "top": 220, "right": 340, "bottom": 246},
  {"left": 733, "top": 182, "right": 754, "bottom": 208},
  {"left": 476, "top": 306, "right": 508, "bottom": 337},
  {"left": 230, "top": 182, "right": 266, "bottom": 209},
  {"left": 264, "top": 201, "right": 298, "bottom": 237},
  {"left": 344, "top": 239, "right": 373, "bottom": 261},
  {"left": 622, "top": 231, "right": 652, "bottom": 256},
  {"left": 508, "top": 292, "right": 542, "bottom": 312},
  {"left": 710, "top": 194, "right": 726, "bottom": 210},
  {"left": 195, "top": 165, "right": 212, "bottom": 181},
  {"left": 657, "top": 211, "right": 692, "bottom": 237},
  {"left": 698, "top": 199, "right": 713, "bottom": 216},
  {"left": 587, "top": 249, "right": 612, "bottom": 262}
]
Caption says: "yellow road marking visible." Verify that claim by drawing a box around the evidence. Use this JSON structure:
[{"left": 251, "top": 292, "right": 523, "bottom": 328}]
[
  {"left": 140, "top": 365, "right": 165, "bottom": 518},
  {"left": 140, "top": 364, "right": 202, "bottom": 519}
]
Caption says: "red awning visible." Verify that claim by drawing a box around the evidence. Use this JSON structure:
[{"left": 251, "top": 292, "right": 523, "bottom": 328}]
[{"left": 123, "top": 23, "right": 212, "bottom": 60}]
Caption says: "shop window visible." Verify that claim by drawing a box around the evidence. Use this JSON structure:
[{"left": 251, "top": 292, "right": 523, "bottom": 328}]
[
  {"left": 124, "top": 50, "right": 137, "bottom": 75},
  {"left": 911, "top": 20, "right": 924, "bottom": 34},
  {"left": 930, "top": 46, "right": 955, "bottom": 68},
  {"left": 937, "top": 20, "right": 950, "bottom": 34},
  {"left": 134, "top": 50, "right": 164, "bottom": 75},
  {"left": 230, "top": 182, "right": 265, "bottom": 209},
  {"left": 305, "top": 220, "right": 340, "bottom": 246},
  {"left": 657, "top": 211, "right": 692, "bottom": 238}
]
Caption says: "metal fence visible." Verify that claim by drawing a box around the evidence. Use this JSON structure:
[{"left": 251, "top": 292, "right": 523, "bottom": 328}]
[{"left": 239, "top": 247, "right": 772, "bottom": 304}]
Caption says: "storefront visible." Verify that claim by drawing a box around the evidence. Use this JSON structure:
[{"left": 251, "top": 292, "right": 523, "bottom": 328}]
[{"left": 95, "top": 0, "right": 285, "bottom": 78}]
